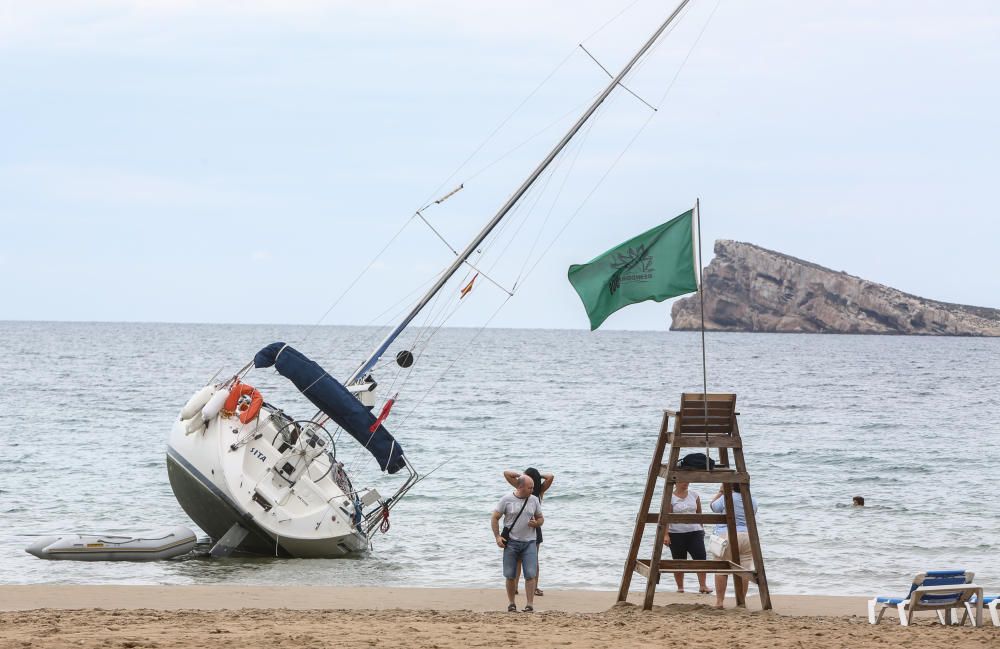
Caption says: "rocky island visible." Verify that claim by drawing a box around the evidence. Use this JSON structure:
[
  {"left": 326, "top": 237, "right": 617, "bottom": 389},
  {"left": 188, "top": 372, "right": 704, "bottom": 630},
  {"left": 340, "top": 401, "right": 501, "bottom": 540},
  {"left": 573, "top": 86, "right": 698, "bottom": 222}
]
[{"left": 671, "top": 240, "right": 1000, "bottom": 336}]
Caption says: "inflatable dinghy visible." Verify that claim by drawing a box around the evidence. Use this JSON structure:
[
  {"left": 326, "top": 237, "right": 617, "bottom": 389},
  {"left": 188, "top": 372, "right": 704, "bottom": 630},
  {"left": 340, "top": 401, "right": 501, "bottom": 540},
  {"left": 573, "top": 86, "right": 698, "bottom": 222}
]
[{"left": 25, "top": 525, "right": 196, "bottom": 561}]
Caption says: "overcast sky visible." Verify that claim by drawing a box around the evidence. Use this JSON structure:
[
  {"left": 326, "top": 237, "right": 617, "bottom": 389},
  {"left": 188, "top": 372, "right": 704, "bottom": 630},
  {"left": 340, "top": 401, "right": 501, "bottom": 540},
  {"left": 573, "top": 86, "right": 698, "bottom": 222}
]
[{"left": 2, "top": 0, "right": 998, "bottom": 331}]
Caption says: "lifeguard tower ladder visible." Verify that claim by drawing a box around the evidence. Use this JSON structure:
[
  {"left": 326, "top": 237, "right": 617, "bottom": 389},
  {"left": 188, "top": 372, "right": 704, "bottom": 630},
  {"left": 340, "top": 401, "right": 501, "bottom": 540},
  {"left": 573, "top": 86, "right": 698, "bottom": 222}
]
[{"left": 617, "top": 393, "right": 771, "bottom": 610}]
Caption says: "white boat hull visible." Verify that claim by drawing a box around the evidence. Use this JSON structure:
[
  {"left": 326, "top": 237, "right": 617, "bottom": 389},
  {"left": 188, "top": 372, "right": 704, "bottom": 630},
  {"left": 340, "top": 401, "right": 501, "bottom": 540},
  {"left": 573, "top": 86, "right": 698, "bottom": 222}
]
[{"left": 167, "top": 387, "right": 368, "bottom": 558}]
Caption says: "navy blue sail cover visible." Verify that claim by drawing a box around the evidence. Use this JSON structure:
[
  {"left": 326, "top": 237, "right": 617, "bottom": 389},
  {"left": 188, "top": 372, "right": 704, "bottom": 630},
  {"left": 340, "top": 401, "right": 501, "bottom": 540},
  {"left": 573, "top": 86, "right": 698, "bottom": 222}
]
[{"left": 253, "top": 342, "right": 406, "bottom": 474}]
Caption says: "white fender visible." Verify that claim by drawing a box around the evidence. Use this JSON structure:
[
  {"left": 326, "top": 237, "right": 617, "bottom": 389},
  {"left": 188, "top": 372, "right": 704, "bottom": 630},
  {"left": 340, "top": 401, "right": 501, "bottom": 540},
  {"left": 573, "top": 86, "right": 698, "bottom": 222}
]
[
  {"left": 179, "top": 385, "right": 215, "bottom": 420},
  {"left": 201, "top": 387, "right": 230, "bottom": 422},
  {"left": 184, "top": 415, "right": 206, "bottom": 436}
]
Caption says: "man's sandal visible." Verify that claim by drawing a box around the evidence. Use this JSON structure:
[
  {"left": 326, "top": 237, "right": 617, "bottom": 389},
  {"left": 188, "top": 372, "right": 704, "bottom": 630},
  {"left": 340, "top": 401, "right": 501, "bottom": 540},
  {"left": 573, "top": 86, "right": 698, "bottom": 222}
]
[
  {"left": 507, "top": 603, "right": 517, "bottom": 613},
  {"left": 534, "top": 588, "right": 544, "bottom": 596},
  {"left": 523, "top": 605, "right": 534, "bottom": 613}
]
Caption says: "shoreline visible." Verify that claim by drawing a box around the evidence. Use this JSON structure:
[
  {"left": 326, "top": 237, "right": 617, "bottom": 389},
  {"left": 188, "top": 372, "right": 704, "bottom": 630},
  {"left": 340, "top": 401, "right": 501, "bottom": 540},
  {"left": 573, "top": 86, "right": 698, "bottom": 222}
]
[{"left": 0, "top": 584, "right": 891, "bottom": 617}]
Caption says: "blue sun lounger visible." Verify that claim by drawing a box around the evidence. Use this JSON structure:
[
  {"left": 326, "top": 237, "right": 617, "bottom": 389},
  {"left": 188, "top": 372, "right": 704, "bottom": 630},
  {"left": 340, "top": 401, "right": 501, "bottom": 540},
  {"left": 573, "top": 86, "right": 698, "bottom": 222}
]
[{"left": 867, "top": 570, "right": 982, "bottom": 626}]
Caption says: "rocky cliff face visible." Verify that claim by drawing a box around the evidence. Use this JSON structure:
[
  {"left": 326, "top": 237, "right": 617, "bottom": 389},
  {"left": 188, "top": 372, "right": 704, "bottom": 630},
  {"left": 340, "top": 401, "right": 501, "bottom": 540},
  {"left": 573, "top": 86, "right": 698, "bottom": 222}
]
[{"left": 670, "top": 240, "right": 1000, "bottom": 336}]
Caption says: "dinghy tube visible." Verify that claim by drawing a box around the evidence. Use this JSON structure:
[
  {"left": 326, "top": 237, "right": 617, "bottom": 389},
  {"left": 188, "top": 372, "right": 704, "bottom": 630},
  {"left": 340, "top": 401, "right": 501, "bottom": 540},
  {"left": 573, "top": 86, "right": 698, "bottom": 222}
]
[{"left": 25, "top": 526, "right": 197, "bottom": 561}]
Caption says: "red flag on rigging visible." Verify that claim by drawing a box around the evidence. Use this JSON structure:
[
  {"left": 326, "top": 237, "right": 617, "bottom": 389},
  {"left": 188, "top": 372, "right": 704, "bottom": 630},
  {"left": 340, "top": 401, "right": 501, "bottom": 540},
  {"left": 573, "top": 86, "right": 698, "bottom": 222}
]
[
  {"left": 369, "top": 392, "right": 398, "bottom": 433},
  {"left": 460, "top": 273, "right": 479, "bottom": 299}
]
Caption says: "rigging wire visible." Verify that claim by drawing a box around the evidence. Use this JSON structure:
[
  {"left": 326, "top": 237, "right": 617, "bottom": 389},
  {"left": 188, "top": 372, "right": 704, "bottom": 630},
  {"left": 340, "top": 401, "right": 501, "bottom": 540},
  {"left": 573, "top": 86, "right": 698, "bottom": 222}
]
[
  {"left": 344, "top": 270, "right": 468, "bottom": 470},
  {"left": 517, "top": 0, "right": 722, "bottom": 288},
  {"left": 581, "top": 0, "right": 646, "bottom": 44},
  {"left": 481, "top": 144, "right": 566, "bottom": 276},
  {"left": 300, "top": 215, "right": 417, "bottom": 344},
  {"left": 415, "top": 49, "right": 579, "bottom": 211},
  {"left": 460, "top": 0, "right": 690, "bottom": 190},
  {"left": 399, "top": 141, "right": 575, "bottom": 362},
  {"left": 414, "top": 0, "right": 645, "bottom": 209},
  {"left": 579, "top": 44, "right": 658, "bottom": 112},
  {"left": 512, "top": 108, "right": 601, "bottom": 290},
  {"left": 299, "top": 31, "right": 581, "bottom": 355},
  {"left": 331, "top": 268, "right": 449, "bottom": 364},
  {"left": 344, "top": 249, "right": 515, "bottom": 473},
  {"left": 352, "top": 293, "right": 513, "bottom": 475},
  {"left": 296, "top": 0, "right": 685, "bottom": 357},
  {"left": 351, "top": 0, "right": 718, "bottom": 462},
  {"left": 337, "top": 96, "right": 578, "bottom": 387},
  {"left": 304, "top": 0, "right": 725, "bottom": 478},
  {"left": 416, "top": 209, "right": 459, "bottom": 256},
  {"left": 454, "top": 105, "right": 588, "bottom": 290},
  {"left": 460, "top": 92, "right": 599, "bottom": 186},
  {"left": 448, "top": 4, "right": 695, "bottom": 294},
  {"left": 461, "top": 261, "right": 513, "bottom": 297}
]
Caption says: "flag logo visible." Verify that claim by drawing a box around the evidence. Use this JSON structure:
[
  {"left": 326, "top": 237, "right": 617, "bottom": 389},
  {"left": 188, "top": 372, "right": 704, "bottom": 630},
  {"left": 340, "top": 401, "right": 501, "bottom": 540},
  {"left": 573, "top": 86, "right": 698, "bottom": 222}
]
[{"left": 608, "top": 245, "right": 654, "bottom": 294}]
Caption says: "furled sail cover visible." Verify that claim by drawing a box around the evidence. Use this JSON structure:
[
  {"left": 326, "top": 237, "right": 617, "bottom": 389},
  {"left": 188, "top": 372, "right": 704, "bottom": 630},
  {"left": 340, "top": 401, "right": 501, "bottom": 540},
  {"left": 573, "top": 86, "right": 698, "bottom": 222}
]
[{"left": 253, "top": 342, "right": 406, "bottom": 474}]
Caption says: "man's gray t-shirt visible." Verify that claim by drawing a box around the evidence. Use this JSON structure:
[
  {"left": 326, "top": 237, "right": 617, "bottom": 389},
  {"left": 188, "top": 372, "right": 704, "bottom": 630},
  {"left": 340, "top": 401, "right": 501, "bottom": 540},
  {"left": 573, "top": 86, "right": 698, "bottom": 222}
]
[{"left": 494, "top": 493, "right": 542, "bottom": 542}]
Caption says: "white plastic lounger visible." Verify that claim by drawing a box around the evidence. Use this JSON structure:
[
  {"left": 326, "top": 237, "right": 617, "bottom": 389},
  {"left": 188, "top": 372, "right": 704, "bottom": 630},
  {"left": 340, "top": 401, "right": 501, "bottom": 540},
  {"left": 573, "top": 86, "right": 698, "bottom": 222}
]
[
  {"left": 959, "top": 595, "right": 999, "bottom": 627},
  {"left": 867, "top": 570, "right": 982, "bottom": 626}
]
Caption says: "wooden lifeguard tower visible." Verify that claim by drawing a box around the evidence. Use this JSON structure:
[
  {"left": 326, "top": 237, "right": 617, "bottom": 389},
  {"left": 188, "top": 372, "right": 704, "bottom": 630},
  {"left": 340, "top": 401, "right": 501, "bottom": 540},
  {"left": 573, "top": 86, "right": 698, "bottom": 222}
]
[{"left": 617, "top": 393, "right": 771, "bottom": 610}]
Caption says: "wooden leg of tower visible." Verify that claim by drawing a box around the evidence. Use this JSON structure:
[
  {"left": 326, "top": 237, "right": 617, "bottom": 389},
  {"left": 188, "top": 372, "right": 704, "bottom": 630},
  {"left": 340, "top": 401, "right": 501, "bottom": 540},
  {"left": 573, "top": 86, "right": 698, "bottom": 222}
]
[
  {"left": 617, "top": 415, "right": 670, "bottom": 603},
  {"left": 664, "top": 444, "right": 681, "bottom": 490},
  {"left": 643, "top": 457, "right": 675, "bottom": 610},
  {"left": 734, "top": 447, "right": 771, "bottom": 610}
]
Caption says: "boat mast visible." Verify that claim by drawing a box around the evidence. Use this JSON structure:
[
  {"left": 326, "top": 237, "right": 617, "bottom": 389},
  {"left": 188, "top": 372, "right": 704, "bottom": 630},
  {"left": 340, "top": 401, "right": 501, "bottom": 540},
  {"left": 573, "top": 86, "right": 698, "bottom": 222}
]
[{"left": 349, "top": 0, "right": 694, "bottom": 384}]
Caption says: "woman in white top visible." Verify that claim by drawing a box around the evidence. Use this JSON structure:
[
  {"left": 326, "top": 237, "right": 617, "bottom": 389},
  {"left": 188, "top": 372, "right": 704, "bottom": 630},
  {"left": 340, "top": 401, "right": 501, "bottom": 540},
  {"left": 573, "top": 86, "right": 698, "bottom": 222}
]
[{"left": 663, "top": 481, "right": 711, "bottom": 594}]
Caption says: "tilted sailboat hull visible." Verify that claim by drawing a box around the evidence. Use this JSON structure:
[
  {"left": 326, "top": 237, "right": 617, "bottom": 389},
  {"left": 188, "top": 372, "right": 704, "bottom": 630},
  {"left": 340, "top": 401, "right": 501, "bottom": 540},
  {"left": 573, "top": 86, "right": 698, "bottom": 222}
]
[
  {"left": 167, "top": 448, "right": 367, "bottom": 557},
  {"left": 166, "top": 391, "right": 369, "bottom": 558},
  {"left": 166, "top": 446, "right": 283, "bottom": 556}
]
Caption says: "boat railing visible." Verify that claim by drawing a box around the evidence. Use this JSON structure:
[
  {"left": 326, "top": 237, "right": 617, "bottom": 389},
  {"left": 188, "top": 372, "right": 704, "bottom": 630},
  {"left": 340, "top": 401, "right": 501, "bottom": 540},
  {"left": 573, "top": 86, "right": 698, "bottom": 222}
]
[{"left": 363, "top": 457, "right": 419, "bottom": 536}]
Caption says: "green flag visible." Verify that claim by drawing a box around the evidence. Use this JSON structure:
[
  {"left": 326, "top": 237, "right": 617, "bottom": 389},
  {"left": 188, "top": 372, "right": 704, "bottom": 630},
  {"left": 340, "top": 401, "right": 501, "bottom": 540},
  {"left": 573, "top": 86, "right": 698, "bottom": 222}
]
[{"left": 567, "top": 209, "right": 699, "bottom": 330}]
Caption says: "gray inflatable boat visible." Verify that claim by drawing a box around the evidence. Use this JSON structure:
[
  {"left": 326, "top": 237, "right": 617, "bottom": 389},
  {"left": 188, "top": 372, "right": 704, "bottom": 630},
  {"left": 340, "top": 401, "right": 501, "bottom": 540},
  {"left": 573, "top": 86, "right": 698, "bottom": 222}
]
[{"left": 25, "top": 525, "right": 196, "bottom": 561}]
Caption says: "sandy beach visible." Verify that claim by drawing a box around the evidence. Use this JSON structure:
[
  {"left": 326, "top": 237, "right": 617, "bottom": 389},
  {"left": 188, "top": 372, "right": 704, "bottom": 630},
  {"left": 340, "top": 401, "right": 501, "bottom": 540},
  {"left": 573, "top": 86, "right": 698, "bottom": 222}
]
[{"left": 1, "top": 586, "right": 997, "bottom": 648}]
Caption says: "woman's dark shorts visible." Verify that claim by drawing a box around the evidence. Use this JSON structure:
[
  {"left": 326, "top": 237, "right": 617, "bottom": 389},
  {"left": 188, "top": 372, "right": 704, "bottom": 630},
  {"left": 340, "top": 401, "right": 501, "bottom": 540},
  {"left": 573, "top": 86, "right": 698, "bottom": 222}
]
[{"left": 667, "top": 530, "right": 706, "bottom": 560}]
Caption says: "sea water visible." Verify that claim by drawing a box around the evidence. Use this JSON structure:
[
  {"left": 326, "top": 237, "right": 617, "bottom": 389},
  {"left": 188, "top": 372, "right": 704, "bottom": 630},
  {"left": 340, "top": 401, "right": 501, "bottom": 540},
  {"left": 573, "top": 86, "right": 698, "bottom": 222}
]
[{"left": 1, "top": 321, "right": 997, "bottom": 596}]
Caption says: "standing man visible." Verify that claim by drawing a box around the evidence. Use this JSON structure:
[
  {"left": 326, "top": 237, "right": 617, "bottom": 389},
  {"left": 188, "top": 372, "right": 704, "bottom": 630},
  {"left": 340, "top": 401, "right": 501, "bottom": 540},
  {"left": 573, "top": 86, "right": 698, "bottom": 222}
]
[{"left": 491, "top": 474, "right": 543, "bottom": 612}]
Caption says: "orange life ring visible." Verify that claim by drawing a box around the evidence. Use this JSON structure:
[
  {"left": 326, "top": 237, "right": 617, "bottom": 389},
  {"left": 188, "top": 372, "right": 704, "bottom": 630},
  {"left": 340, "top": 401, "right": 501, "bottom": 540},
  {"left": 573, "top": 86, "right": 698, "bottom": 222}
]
[{"left": 223, "top": 381, "right": 264, "bottom": 424}]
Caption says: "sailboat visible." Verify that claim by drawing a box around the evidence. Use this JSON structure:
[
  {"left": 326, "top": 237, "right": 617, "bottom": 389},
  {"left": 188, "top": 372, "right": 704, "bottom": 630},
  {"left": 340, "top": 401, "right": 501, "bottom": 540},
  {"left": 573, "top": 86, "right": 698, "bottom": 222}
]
[{"left": 166, "top": 0, "right": 697, "bottom": 558}]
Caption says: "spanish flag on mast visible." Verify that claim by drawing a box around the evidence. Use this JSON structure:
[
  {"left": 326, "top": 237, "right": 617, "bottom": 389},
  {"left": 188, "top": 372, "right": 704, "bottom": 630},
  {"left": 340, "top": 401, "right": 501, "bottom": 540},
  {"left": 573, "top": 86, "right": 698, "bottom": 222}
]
[{"left": 460, "top": 273, "right": 479, "bottom": 299}]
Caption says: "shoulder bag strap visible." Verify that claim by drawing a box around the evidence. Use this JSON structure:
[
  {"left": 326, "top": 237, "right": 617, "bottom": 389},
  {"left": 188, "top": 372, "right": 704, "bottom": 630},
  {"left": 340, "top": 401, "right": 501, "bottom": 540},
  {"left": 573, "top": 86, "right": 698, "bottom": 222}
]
[{"left": 509, "top": 496, "right": 530, "bottom": 528}]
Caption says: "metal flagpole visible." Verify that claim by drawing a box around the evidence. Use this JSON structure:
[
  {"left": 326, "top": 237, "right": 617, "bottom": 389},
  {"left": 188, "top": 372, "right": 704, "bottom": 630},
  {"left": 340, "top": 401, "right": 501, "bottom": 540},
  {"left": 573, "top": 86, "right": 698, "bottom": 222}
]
[{"left": 695, "top": 198, "right": 710, "bottom": 469}]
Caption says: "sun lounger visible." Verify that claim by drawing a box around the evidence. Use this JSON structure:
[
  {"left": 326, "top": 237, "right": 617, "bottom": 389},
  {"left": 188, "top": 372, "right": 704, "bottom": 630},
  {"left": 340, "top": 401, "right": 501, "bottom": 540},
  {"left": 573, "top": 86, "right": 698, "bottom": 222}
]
[
  {"left": 957, "top": 595, "right": 999, "bottom": 627},
  {"left": 867, "top": 570, "right": 982, "bottom": 626}
]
